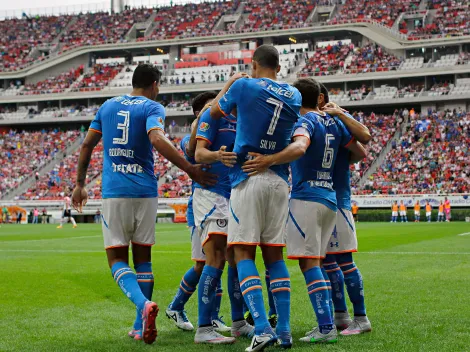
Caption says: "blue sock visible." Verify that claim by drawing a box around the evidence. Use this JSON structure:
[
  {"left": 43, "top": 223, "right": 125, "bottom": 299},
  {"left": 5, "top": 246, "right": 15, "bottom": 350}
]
[
  {"left": 265, "top": 270, "right": 276, "bottom": 317},
  {"left": 169, "top": 266, "right": 200, "bottom": 311},
  {"left": 324, "top": 255, "right": 347, "bottom": 312},
  {"left": 238, "top": 259, "right": 271, "bottom": 335},
  {"left": 211, "top": 278, "right": 223, "bottom": 320},
  {"left": 303, "top": 266, "right": 334, "bottom": 334},
  {"left": 337, "top": 253, "right": 366, "bottom": 316},
  {"left": 228, "top": 266, "right": 244, "bottom": 321},
  {"left": 111, "top": 262, "right": 148, "bottom": 313},
  {"left": 198, "top": 265, "right": 222, "bottom": 327},
  {"left": 405, "top": 216, "right": 408, "bottom": 222},
  {"left": 133, "top": 262, "right": 154, "bottom": 330},
  {"left": 321, "top": 267, "right": 334, "bottom": 318},
  {"left": 266, "top": 261, "right": 290, "bottom": 333}
]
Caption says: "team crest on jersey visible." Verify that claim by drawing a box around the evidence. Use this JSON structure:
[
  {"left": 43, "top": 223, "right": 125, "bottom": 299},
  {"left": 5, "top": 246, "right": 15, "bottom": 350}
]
[
  {"left": 200, "top": 122, "right": 210, "bottom": 132},
  {"left": 158, "top": 117, "right": 164, "bottom": 125},
  {"left": 216, "top": 219, "right": 228, "bottom": 228},
  {"left": 302, "top": 123, "right": 309, "bottom": 129}
]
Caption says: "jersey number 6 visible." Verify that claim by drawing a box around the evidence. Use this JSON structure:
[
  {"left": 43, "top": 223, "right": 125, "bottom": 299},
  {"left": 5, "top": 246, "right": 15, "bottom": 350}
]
[
  {"left": 113, "top": 110, "right": 130, "bottom": 145},
  {"left": 322, "top": 133, "right": 335, "bottom": 168}
]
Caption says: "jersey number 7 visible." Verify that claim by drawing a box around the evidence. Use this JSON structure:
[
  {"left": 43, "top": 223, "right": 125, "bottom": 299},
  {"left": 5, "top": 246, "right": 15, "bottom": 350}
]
[
  {"left": 266, "top": 98, "right": 283, "bottom": 135},
  {"left": 113, "top": 110, "right": 130, "bottom": 145}
]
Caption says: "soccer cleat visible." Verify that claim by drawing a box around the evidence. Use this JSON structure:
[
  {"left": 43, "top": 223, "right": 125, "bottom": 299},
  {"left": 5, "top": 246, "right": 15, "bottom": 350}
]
[
  {"left": 165, "top": 308, "right": 194, "bottom": 331},
  {"left": 277, "top": 331, "right": 293, "bottom": 349},
  {"left": 194, "top": 326, "right": 236, "bottom": 344},
  {"left": 268, "top": 314, "right": 278, "bottom": 329},
  {"left": 244, "top": 311, "right": 254, "bottom": 326},
  {"left": 73, "top": 225, "right": 78, "bottom": 228},
  {"left": 231, "top": 320, "right": 255, "bottom": 338},
  {"left": 300, "top": 326, "right": 338, "bottom": 344},
  {"left": 56, "top": 225, "right": 62, "bottom": 229},
  {"left": 245, "top": 332, "right": 278, "bottom": 352},
  {"left": 340, "top": 317, "right": 372, "bottom": 336},
  {"left": 212, "top": 316, "right": 231, "bottom": 333},
  {"left": 128, "top": 329, "right": 142, "bottom": 340},
  {"left": 142, "top": 301, "right": 159, "bottom": 344},
  {"left": 334, "top": 311, "right": 353, "bottom": 331}
]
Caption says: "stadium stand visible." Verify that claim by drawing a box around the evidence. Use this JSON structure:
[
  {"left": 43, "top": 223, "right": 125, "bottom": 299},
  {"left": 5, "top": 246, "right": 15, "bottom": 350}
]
[
  {"left": 0, "top": 130, "right": 80, "bottom": 199},
  {"left": 358, "top": 109, "right": 470, "bottom": 195}
]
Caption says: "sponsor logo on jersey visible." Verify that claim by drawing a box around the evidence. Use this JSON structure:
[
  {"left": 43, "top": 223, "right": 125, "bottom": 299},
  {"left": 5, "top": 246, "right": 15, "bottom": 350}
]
[
  {"left": 216, "top": 219, "right": 228, "bottom": 228},
  {"left": 199, "top": 122, "right": 210, "bottom": 132}
]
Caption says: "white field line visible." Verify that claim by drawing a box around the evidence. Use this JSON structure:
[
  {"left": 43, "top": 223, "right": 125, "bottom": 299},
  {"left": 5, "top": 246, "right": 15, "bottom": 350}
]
[{"left": 457, "top": 232, "right": 470, "bottom": 236}]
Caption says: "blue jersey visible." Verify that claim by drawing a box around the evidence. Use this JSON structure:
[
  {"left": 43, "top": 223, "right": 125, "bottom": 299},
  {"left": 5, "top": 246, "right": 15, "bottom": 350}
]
[
  {"left": 333, "top": 112, "right": 356, "bottom": 211},
  {"left": 290, "top": 112, "right": 353, "bottom": 211},
  {"left": 90, "top": 95, "right": 165, "bottom": 198},
  {"left": 217, "top": 77, "right": 301, "bottom": 188},
  {"left": 195, "top": 109, "right": 236, "bottom": 199},
  {"left": 180, "top": 135, "right": 196, "bottom": 227}
]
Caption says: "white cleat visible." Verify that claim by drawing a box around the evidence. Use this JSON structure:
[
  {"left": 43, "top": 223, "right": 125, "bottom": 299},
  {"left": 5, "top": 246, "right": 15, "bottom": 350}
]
[
  {"left": 231, "top": 320, "right": 255, "bottom": 338},
  {"left": 212, "top": 317, "right": 231, "bottom": 333},
  {"left": 165, "top": 308, "right": 194, "bottom": 331},
  {"left": 334, "top": 312, "right": 353, "bottom": 331},
  {"left": 194, "top": 326, "right": 236, "bottom": 344},
  {"left": 300, "top": 326, "right": 338, "bottom": 343},
  {"left": 340, "top": 317, "right": 372, "bottom": 336},
  {"left": 245, "top": 333, "right": 277, "bottom": 352}
]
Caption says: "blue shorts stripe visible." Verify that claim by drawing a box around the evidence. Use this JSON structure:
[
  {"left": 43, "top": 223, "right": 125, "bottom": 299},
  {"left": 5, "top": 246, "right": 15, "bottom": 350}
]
[
  {"left": 339, "top": 208, "right": 355, "bottom": 232},
  {"left": 289, "top": 210, "right": 306, "bottom": 239},
  {"left": 230, "top": 200, "right": 239, "bottom": 224},
  {"left": 200, "top": 205, "right": 216, "bottom": 230},
  {"left": 101, "top": 214, "right": 109, "bottom": 229}
]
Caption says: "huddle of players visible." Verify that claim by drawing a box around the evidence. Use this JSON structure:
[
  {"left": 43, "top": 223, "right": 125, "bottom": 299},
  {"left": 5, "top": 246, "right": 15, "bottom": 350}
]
[
  {"left": 163, "top": 45, "right": 372, "bottom": 351},
  {"left": 72, "top": 45, "right": 372, "bottom": 352},
  {"left": 391, "top": 198, "right": 451, "bottom": 223}
]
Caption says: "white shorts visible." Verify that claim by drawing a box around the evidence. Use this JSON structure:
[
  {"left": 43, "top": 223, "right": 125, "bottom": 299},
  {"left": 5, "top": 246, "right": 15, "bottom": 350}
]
[
  {"left": 415, "top": 211, "right": 420, "bottom": 216},
  {"left": 438, "top": 212, "right": 444, "bottom": 216},
  {"left": 190, "top": 226, "right": 206, "bottom": 262},
  {"left": 392, "top": 211, "right": 398, "bottom": 217},
  {"left": 228, "top": 170, "right": 289, "bottom": 247},
  {"left": 101, "top": 198, "right": 158, "bottom": 249},
  {"left": 400, "top": 211, "right": 406, "bottom": 216},
  {"left": 426, "top": 211, "right": 431, "bottom": 217},
  {"left": 327, "top": 208, "right": 358, "bottom": 254},
  {"left": 193, "top": 188, "right": 229, "bottom": 247},
  {"left": 286, "top": 200, "right": 336, "bottom": 259}
]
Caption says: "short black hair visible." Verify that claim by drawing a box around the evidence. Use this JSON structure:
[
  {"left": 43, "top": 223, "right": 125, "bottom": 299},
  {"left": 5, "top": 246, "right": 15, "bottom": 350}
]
[
  {"left": 132, "top": 64, "right": 162, "bottom": 89},
  {"left": 252, "top": 45, "right": 279, "bottom": 70},
  {"left": 293, "top": 78, "right": 321, "bottom": 109},
  {"left": 320, "top": 83, "right": 329, "bottom": 104},
  {"left": 191, "top": 91, "right": 217, "bottom": 117}
]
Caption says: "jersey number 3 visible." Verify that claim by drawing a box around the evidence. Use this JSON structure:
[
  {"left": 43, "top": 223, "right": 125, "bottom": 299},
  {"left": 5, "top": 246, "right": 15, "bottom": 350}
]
[
  {"left": 266, "top": 98, "right": 283, "bottom": 135},
  {"left": 322, "top": 133, "right": 335, "bottom": 168},
  {"left": 113, "top": 110, "right": 130, "bottom": 145}
]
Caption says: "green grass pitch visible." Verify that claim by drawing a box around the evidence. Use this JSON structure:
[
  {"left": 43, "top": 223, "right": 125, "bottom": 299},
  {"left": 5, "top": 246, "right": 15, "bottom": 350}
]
[{"left": 1, "top": 222, "right": 469, "bottom": 352}]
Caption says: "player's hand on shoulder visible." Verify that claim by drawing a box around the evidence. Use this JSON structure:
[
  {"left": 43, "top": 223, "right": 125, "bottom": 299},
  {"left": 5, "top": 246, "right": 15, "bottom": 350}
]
[
  {"left": 72, "top": 186, "right": 88, "bottom": 213},
  {"left": 228, "top": 72, "right": 250, "bottom": 84},
  {"left": 218, "top": 146, "right": 237, "bottom": 167},
  {"left": 188, "top": 164, "right": 218, "bottom": 187},
  {"left": 242, "top": 152, "right": 274, "bottom": 176},
  {"left": 322, "top": 102, "right": 348, "bottom": 116}
]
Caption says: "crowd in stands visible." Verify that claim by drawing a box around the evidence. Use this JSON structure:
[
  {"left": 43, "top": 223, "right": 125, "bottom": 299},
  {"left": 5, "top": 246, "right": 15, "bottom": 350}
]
[
  {"left": 19, "top": 66, "right": 84, "bottom": 95},
  {"left": 409, "top": 0, "right": 470, "bottom": 38},
  {"left": 0, "top": 129, "right": 80, "bottom": 199},
  {"left": 329, "top": 0, "right": 420, "bottom": 27},
  {"left": 71, "top": 63, "right": 124, "bottom": 92},
  {"left": 299, "top": 42, "right": 352, "bottom": 76},
  {"left": 359, "top": 109, "right": 470, "bottom": 195},
  {"left": 240, "top": 0, "right": 315, "bottom": 31},
  {"left": 343, "top": 43, "right": 402, "bottom": 73}
]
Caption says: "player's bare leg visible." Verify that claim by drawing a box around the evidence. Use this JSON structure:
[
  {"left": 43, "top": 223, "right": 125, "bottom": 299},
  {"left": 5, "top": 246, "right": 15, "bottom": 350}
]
[
  {"left": 106, "top": 246, "right": 158, "bottom": 344},
  {"left": 194, "top": 235, "right": 235, "bottom": 344}
]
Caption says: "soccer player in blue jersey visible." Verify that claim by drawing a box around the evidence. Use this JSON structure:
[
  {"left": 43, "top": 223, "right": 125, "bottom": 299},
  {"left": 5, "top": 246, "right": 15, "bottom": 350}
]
[
  {"left": 71, "top": 64, "right": 216, "bottom": 344},
  {"left": 166, "top": 91, "right": 232, "bottom": 332},
  {"left": 319, "top": 84, "right": 373, "bottom": 336},
  {"left": 210, "top": 45, "right": 301, "bottom": 351},
  {"left": 193, "top": 76, "right": 258, "bottom": 344}
]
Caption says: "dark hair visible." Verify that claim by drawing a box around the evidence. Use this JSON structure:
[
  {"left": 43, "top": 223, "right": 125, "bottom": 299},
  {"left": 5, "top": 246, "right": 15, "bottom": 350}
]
[
  {"left": 132, "top": 64, "right": 162, "bottom": 89},
  {"left": 191, "top": 91, "right": 218, "bottom": 117},
  {"left": 293, "top": 78, "right": 321, "bottom": 109},
  {"left": 320, "top": 83, "right": 329, "bottom": 104},
  {"left": 252, "top": 45, "right": 279, "bottom": 70}
]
